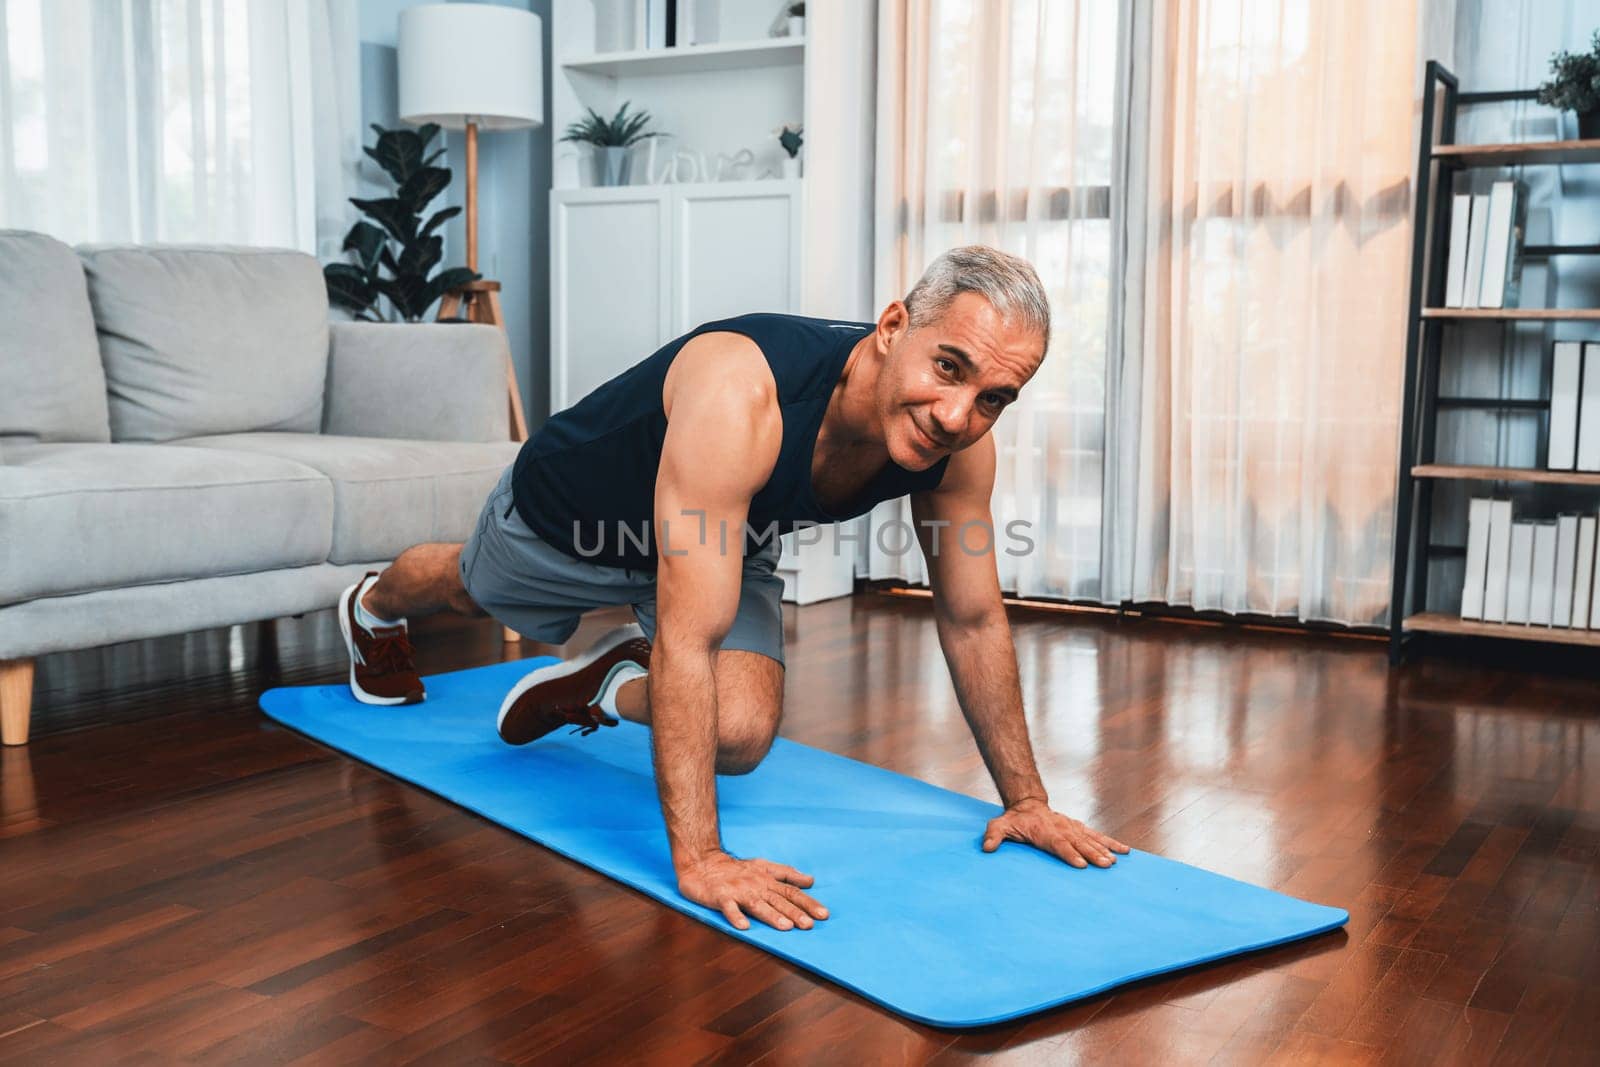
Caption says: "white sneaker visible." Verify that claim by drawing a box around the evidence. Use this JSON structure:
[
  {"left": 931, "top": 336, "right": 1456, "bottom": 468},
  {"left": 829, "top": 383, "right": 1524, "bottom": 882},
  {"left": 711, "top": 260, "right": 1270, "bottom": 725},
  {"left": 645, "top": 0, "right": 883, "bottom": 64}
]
[{"left": 338, "top": 572, "right": 425, "bottom": 705}]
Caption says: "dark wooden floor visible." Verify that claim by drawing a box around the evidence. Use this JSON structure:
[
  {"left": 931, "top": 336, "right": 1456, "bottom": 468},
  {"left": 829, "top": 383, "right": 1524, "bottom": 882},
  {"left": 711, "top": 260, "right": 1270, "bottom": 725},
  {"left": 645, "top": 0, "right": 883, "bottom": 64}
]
[{"left": 1, "top": 594, "right": 1596, "bottom": 1065}]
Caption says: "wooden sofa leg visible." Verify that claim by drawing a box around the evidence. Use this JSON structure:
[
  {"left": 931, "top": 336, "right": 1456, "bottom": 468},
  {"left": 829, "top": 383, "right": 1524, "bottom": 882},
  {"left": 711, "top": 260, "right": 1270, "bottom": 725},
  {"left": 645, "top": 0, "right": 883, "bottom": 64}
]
[{"left": 1, "top": 659, "right": 34, "bottom": 746}]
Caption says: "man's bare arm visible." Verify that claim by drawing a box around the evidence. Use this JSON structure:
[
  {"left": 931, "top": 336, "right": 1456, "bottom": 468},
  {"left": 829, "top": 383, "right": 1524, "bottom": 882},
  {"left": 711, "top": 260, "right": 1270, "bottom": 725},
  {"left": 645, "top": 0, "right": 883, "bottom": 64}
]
[
  {"left": 652, "top": 335, "right": 830, "bottom": 931},
  {"left": 911, "top": 435, "right": 1130, "bottom": 867}
]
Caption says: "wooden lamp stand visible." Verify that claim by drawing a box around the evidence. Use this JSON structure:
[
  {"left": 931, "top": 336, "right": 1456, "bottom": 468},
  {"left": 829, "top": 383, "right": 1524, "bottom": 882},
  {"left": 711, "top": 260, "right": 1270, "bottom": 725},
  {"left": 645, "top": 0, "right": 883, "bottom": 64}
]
[
  {"left": 437, "top": 120, "right": 530, "bottom": 643},
  {"left": 438, "top": 120, "right": 529, "bottom": 444}
]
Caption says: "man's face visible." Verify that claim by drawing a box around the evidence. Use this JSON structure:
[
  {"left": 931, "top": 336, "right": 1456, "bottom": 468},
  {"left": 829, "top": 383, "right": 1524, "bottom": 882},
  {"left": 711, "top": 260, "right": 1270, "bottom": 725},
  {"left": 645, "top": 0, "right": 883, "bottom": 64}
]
[{"left": 876, "top": 291, "right": 1043, "bottom": 469}]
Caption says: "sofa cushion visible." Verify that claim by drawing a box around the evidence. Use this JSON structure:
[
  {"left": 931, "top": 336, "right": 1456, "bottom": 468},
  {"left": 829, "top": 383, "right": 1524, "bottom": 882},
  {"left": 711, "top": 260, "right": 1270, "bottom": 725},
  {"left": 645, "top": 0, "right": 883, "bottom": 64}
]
[
  {"left": 0, "top": 442, "right": 333, "bottom": 606},
  {"left": 178, "top": 433, "right": 520, "bottom": 564},
  {"left": 77, "top": 244, "right": 330, "bottom": 443},
  {"left": 0, "top": 230, "right": 112, "bottom": 443}
]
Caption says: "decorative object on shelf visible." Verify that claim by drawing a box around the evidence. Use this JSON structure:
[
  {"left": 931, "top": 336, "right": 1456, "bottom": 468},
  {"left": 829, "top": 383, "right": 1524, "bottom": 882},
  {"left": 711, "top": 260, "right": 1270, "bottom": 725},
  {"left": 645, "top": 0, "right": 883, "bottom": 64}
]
[
  {"left": 778, "top": 122, "right": 803, "bottom": 178},
  {"left": 1537, "top": 29, "right": 1600, "bottom": 139},
  {"left": 561, "top": 101, "right": 662, "bottom": 186},
  {"left": 652, "top": 147, "right": 704, "bottom": 184},
  {"left": 324, "top": 123, "right": 479, "bottom": 323},
  {"left": 712, "top": 148, "right": 755, "bottom": 181},
  {"left": 396, "top": 1, "right": 541, "bottom": 450},
  {"left": 768, "top": 0, "right": 803, "bottom": 37},
  {"left": 648, "top": 147, "right": 750, "bottom": 183}
]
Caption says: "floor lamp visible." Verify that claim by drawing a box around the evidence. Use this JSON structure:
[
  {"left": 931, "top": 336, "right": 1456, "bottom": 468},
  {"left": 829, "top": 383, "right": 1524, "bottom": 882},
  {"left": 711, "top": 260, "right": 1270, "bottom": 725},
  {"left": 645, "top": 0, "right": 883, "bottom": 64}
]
[{"left": 399, "top": 2, "right": 543, "bottom": 444}]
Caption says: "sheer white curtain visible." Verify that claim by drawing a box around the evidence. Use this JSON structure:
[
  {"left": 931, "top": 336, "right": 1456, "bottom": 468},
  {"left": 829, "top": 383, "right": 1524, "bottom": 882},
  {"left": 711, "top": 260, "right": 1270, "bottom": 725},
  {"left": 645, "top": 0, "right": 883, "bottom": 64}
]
[
  {"left": 1106, "top": 0, "right": 1419, "bottom": 626},
  {"left": 0, "top": 0, "right": 360, "bottom": 254},
  {"left": 867, "top": 0, "right": 1119, "bottom": 600}
]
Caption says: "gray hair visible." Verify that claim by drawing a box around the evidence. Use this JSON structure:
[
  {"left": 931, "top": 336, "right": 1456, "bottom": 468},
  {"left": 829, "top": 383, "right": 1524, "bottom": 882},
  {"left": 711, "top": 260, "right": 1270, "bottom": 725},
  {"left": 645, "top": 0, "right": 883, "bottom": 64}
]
[{"left": 903, "top": 245, "right": 1051, "bottom": 353}]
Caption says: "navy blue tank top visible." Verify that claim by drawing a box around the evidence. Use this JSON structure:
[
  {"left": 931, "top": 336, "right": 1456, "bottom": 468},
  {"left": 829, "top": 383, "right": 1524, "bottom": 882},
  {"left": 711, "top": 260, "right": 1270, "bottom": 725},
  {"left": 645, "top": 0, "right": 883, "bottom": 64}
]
[{"left": 510, "top": 312, "right": 950, "bottom": 570}]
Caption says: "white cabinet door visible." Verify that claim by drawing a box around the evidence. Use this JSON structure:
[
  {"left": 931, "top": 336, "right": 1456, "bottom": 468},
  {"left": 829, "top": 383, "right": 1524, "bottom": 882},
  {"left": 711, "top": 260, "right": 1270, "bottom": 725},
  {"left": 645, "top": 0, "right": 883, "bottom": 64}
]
[
  {"left": 671, "top": 180, "right": 802, "bottom": 334},
  {"left": 550, "top": 188, "right": 672, "bottom": 411}
]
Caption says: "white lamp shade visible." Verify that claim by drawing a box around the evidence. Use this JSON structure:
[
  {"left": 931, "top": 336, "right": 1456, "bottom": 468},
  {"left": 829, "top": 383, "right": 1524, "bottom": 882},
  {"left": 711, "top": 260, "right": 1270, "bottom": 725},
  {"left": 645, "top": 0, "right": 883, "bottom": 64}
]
[{"left": 398, "top": 4, "right": 543, "bottom": 131}]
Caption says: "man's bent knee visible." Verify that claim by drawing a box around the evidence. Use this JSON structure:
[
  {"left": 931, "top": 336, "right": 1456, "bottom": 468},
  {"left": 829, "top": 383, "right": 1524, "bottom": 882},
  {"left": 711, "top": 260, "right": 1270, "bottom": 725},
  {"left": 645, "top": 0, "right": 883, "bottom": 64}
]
[{"left": 714, "top": 723, "right": 777, "bottom": 776}]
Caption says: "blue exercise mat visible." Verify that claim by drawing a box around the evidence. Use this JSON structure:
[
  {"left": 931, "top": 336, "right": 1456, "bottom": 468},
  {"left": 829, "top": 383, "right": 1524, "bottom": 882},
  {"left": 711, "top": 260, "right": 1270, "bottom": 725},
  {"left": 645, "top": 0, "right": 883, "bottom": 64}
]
[{"left": 260, "top": 659, "right": 1347, "bottom": 1028}]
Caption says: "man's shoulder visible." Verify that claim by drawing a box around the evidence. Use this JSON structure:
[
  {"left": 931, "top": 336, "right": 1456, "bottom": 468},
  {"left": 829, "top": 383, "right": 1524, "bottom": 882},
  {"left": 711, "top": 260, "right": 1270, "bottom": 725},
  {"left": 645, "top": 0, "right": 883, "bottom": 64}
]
[{"left": 663, "top": 331, "right": 779, "bottom": 421}]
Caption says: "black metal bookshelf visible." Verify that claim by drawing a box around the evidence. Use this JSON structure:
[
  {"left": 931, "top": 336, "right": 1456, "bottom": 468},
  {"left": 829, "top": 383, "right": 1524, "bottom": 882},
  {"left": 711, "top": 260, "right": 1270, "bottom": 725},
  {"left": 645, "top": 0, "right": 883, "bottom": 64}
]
[{"left": 1389, "top": 61, "right": 1600, "bottom": 662}]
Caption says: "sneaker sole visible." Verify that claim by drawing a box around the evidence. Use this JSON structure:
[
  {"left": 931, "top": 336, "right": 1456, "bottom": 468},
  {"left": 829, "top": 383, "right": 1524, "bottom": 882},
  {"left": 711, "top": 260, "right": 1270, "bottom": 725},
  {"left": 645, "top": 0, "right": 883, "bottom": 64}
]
[
  {"left": 339, "top": 580, "right": 422, "bottom": 707},
  {"left": 497, "top": 623, "right": 650, "bottom": 745}
]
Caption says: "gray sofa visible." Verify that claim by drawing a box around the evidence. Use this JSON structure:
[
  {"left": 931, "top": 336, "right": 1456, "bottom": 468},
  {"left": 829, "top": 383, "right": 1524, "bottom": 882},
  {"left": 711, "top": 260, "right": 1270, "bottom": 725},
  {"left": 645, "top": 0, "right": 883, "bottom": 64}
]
[{"left": 0, "top": 230, "right": 523, "bottom": 744}]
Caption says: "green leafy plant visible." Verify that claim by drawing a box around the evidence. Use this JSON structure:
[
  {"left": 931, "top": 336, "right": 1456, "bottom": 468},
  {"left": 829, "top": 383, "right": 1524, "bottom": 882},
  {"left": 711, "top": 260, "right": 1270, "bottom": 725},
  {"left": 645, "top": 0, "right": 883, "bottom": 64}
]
[
  {"left": 324, "top": 123, "right": 480, "bottom": 322},
  {"left": 563, "top": 102, "right": 662, "bottom": 149},
  {"left": 777, "top": 123, "right": 803, "bottom": 158},
  {"left": 559, "top": 102, "right": 661, "bottom": 148},
  {"left": 1537, "top": 30, "right": 1600, "bottom": 114},
  {"left": 787, "top": 2, "right": 805, "bottom": 15}
]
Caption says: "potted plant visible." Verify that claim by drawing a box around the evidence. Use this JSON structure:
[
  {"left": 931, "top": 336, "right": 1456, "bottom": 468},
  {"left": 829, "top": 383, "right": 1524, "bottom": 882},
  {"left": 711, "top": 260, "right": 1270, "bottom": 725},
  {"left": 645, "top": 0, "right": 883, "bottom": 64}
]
[
  {"left": 786, "top": 2, "right": 805, "bottom": 38},
  {"left": 1538, "top": 30, "right": 1600, "bottom": 139},
  {"left": 777, "top": 123, "right": 803, "bottom": 179},
  {"left": 324, "top": 123, "right": 480, "bottom": 322},
  {"left": 560, "top": 102, "right": 662, "bottom": 187}
]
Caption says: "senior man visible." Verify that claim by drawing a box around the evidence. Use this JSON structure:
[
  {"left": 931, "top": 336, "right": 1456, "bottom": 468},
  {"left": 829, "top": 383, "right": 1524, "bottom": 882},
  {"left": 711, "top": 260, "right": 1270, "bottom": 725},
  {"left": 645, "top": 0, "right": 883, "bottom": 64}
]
[{"left": 337, "top": 245, "right": 1130, "bottom": 933}]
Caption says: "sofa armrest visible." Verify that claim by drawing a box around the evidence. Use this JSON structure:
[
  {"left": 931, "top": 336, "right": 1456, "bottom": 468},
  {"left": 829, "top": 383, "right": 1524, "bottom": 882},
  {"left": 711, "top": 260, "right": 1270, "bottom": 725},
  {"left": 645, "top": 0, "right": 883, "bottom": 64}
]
[{"left": 323, "top": 322, "right": 511, "bottom": 442}]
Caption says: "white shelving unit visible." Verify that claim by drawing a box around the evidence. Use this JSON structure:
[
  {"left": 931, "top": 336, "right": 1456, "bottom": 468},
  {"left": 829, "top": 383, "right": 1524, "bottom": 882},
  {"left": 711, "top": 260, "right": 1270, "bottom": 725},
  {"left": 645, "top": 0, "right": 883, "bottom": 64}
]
[
  {"left": 562, "top": 37, "right": 805, "bottom": 78},
  {"left": 549, "top": 6, "right": 850, "bottom": 604}
]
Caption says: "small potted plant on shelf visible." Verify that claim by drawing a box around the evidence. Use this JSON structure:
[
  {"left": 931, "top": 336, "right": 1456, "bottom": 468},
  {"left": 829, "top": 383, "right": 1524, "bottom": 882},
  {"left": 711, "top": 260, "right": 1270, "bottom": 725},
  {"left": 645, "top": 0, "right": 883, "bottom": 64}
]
[
  {"left": 786, "top": 2, "right": 805, "bottom": 37},
  {"left": 1538, "top": 30, "right": 1600, "bottom": 139},
  {"left": 560, "top": 102, "right": 662, "bottom": 187},
  {"left": 777, "top": 123, "right": 803, "bottom": 179}
]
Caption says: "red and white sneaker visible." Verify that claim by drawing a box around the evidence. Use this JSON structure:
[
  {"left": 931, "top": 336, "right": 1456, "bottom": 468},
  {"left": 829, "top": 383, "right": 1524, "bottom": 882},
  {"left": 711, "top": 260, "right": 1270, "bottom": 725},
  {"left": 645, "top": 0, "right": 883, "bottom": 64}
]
[
  {"left": 497, "top": 623, "right": 651, "bottom": 745},
  {"left": 338, "top": 572, "right": 425, "bottom": 706}
]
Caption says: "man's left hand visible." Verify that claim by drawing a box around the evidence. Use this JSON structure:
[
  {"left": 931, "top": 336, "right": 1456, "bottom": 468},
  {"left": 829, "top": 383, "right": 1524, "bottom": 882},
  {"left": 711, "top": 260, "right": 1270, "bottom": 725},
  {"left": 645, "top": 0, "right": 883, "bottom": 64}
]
[{"left": 981, "top": 798, "right": 1131, "bottom": 868}]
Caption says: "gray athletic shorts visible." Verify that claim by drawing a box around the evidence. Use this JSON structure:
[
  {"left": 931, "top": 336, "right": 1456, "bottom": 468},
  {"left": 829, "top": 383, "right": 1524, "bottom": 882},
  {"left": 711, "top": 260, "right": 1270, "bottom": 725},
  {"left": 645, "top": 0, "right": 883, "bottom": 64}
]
[{"left": 459, "top": 464, "right": 786, "bottom": 665}]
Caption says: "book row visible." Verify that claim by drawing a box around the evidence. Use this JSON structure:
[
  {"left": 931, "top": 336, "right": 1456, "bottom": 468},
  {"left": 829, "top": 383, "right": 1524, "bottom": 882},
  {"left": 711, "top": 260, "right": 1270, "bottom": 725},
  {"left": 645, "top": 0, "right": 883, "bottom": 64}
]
[
  {"left": 1444, "top": 180, "right": 1524, "bottom": 309},
  {"left": 1460, "top": 500, "right": 1599, "bottom": 628}
]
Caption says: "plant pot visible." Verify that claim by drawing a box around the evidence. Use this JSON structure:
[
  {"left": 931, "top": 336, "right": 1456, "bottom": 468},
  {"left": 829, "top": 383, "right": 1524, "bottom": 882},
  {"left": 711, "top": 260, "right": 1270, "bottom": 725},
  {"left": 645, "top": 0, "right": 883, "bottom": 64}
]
[
  {"left": 591, "top": 145, "right": 632, "bottom": 187},
  {"left": 782, "top": 154, "right": 802, "bottom": 179},
  {"left": 1579, "top": 109, "right": 1600, "bottom": 140},
  {"left": 787, "top": 16, "right": 805, "bottom": 37}
]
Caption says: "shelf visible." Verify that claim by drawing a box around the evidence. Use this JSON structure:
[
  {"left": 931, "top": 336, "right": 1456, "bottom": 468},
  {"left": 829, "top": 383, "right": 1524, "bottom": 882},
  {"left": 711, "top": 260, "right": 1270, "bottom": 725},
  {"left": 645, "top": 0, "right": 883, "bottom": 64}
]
[
  {"left": 1422, "top": 307, "right": 1600, "bottom": 320},
  {"left": 1433, "top": 139, "right": 1600, "bottom": 167},
  {"left": 563, "top": 37, "right": 804, "bottom": 77},
  {"left": 1523, "top": 244, "right": 1600, "bottom": 258},
  {"left": 1411, "top": 464, "right": 1600, "bottom": 486},
  {"left": 1403, "top": 612, "right": 1600, "bottom": 648},
  {"left": 1435, "top": 396, "right": 1547, "bottom": 410}
]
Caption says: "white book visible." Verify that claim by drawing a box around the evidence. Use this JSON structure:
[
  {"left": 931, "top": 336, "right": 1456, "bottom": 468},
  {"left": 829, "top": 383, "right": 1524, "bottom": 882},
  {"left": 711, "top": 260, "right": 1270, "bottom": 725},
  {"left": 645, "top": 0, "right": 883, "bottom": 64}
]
[
  {"left": 1529, "top": 522, "right": 1558, "bottom": 625},
  {"left": 1590, "top": 516, "right": 1600, "bottom": 629},
  {"left": 1550, "top": 342, "right": 1583, "bottom": 470},
  {"left": 1461, "top": 192, "right": 1493, "bottom": 310},
  {"left": 1460, "top": 498, "right": 1492, "bottom": 619},
  {"left": 1479, "top": 181, "right": 1519, "bottom": 308},
  {"left": 1577, "top": 516, "right": 1598, "bottom": 629},
  {"left": 677, "top": 0, "right": 720, "bottom": 46},
  {"left": 1507, "top": 521, "right": 1535, "bottom": 624},
  {"left": 1446, "top": 193, "right": 1473, "bottom": 308},
  {"left": 1554, "top": 515, "right": 1579, "bottom": 627},
  {"left": 1484, "top": 499, "right": 1514, "bottom": 622},
  {"left": 645, "top": 0, "right": 670, "bottom": 48},
  {"left": 1579, "top": 344, "right": 1600, "bottom": 472}
]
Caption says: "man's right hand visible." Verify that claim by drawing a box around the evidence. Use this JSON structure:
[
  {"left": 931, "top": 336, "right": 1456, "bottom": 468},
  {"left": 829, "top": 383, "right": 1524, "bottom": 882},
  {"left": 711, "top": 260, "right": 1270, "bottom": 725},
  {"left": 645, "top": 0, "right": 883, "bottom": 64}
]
[{"left": 676, "top": 851, "right": 830, "bottom": 932}]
